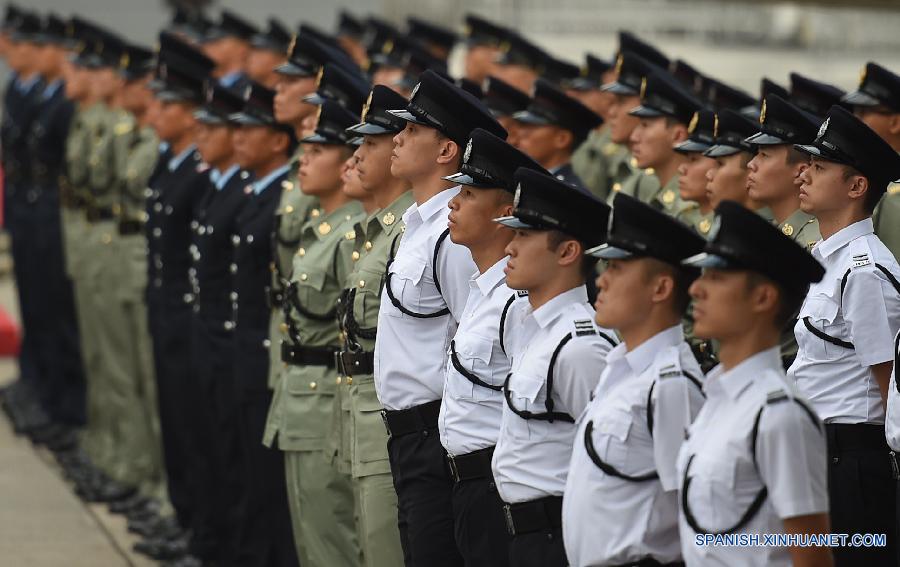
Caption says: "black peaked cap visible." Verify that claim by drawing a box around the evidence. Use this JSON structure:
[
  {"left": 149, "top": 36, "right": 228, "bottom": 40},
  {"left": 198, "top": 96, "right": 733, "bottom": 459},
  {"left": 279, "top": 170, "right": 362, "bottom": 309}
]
[
  {"left": 617, "top": 31, "right": 669, "bottom": 69},
  {"left": 514, "top": 78, "right": 603, "bottom": 141},
  {"left": 704, "top": 109, "right": 758, "bottom": 157},
  {"left": 843, "top": 62, "right": 900, "bottom": 113},
  {"left": 745, "top": 94, "right": 820, "bottom": 146},
  {"left": 675, "top": 109, "right": 717, "bottom": 154},
  {"left": 629, "top": 69, "right": 704, "bottom": 125},
  {"left": 444, "top": 128, "right": 548, "bottom": 191},
  {"left": 195, "top": 81, "right": 244, "bottom": 124},
  {"left": 464, "top": 14, "right": 507, "bottom": 47},
  {"left": 302, "top": 100, "right": 360, "bottom": 145},
  {"left": 789, "top": 73, "right": 847, "bottom": 118},
  {"left": 602, "top": 52, "right": 664, "bottom": 97},
  {"left": 346, "top": 84, "right": 409, "bottom": 136},
  {"left": 205, "top": 9, "right": 258, "bottom": 42},
  {"left": 304, "top": 63, "right": 371, "bottom": 111},
  {"left": 482, "top": 75, "right": 531, "bottom": 117}
]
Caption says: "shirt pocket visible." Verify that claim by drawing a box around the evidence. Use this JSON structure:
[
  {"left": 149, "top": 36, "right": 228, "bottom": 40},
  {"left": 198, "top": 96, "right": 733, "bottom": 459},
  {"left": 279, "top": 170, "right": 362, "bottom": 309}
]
[
  {"left": 506, "top": 371, "right": 549, "bottom": 442},
  {"left": 449, "top": 333, "right": 499, "bottom": 402},
  {"left": 385, "top": 253, "right": 427, "bottom": 318},
  {"left": 353, "top": 381, "right": 390, "bottom": 465},
  {"left": 293, "top": 268, "right": 328, "bottom": 313},
  {"left": 588, "top": 408, "right": 634, "bottom": 471},
  {"left": 352, "top": 266, "right": 386, "bottom": 329},
  {"left": 689, "top": 453, "right": 741, "bottom": 531},
  {"left": 798, "top": 293, "right": 843, "bottom": 359}
]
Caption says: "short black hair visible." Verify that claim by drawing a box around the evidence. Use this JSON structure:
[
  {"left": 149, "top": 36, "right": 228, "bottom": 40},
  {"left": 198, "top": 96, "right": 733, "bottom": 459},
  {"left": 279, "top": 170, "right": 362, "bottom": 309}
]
[
  {"left": 546, "top": 229, "right": 597, "bottom": 280},
  {"left": 746, "top": 272, "right": 807, "bottom": 331}
]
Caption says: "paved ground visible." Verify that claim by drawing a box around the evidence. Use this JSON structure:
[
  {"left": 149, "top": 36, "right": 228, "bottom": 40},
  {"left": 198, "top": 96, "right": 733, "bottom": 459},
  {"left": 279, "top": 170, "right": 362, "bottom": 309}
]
[{"left": 0, "top": 264, "right": 154, "bottom": 567}]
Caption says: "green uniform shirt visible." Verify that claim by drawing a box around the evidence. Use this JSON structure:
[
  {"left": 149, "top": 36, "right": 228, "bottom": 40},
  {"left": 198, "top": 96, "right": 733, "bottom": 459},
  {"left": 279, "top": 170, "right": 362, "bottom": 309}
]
[
  {"left": 66, "top": 103, "right": 105, "bottom": 203},
  {"left": 113, "top": 121, "right": 159, "bottom": 222},
  {"left": 607, "top": 154, "right": 660, "bottom": 207},
  {"left": 645, "top": 173, "right": 694, "bottom": 217},
  {"left": 676, "top": 206, "right": 715, "bottom": 237},
  {"left": 571, "top": 127, "right": 626, "bottom": 202},
  {"left": 87, "top": 105, "right": 126, "bottom": 209},
  {"left": 874, "top": 183, "right": 900, "bottom": 261},
  {"left": 264, "top": 201, "right": 362, "bottom": 452},
  {"left": 775, "top": 208, "right": 821, "bottom": 367}
]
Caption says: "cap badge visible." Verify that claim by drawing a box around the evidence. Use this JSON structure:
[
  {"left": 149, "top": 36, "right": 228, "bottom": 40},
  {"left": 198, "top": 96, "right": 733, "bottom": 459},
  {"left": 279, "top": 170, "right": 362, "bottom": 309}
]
[
  {"left": 314, "top": 104, "right": 324, "bottom": 128},
  {"left": 286, "top": 34, "right": 297, "bottom": 57},
  {"left": 859, "top": 64, "right": 867, "bottom": 87},
  {"left": 707, "top": 214, "right": 722, "bottom": 241},
  {"left": 817, "top": 117, "right": 830, "bottom": 140},
  {"left": 688, "top": 112, "right": 699, "bottom": 134},
  {"left": 463, "top": 138, "right": 473, "bottom": 164},
  {"left": 315, "top": 66, "right": 324, "bottom": 88},
  {"left": 499, "top": 40, "right": 511, "bottom": 54},
  {"left": 119, "top": 53, "right": 130, "bottom": 70},
  {"left": 713, "top": 113, "right": 720, "bottom": 138},
  {"left": 639, "top": 76, "right": 648, "bottom": 100},
  {"left": 614, "top": 53, "right": 624, "bottom": 75},
  {"left": 606, "top": 208, "right": 615, "bottom": 233},
  {"left": 381, "top": 38, "right": 394, "bottom": 54},
  {"left": 782, "top": 223, "right": 794, "bottom": 237},
  {"left": 513, "top": 183, "right": 522, "bottom": 208},
  {"left": 410, "top": 81, "right": 421, "bottom": 99},
  {"left": 361, "top": 91, "right": 373, "bottom": 121},
  {"left": 662, "top": 190, "right": 675, "bottom": 205},
  {"left": 383, "top": 211, "right": 396, "bottom": 226},
  {"left": 243, "top": 84, "right": 253, "bottom": 101},
  {"left": 759, "top": 99, "right": 767, "bottom": 125}
]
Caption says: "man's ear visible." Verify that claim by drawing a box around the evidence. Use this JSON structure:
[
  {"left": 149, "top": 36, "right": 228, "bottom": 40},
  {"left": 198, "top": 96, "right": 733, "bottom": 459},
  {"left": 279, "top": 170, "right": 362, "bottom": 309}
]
[
  {"left": 553, "top": 128, "right": 574, "bottom": 152},
  {"left": 556, "top": 238, "right": 583, "bottom": 268},
  {"left": 888, "top": 113, "right": 900, "bottom": 137},
  {"left": 271, "top": 131, "right": 290, "bottom": 155},
  {"left": 847, "top": 173, "right": 870, "bottom": 204},
  {"left": 670, "top": 123, "right": 689, "bottom": 144},
  {"left": 436, "top": 137, "right": 459, "bottom": 165},
  {"left": 750, "top": 279, "right": 780, "bottom": 317}
]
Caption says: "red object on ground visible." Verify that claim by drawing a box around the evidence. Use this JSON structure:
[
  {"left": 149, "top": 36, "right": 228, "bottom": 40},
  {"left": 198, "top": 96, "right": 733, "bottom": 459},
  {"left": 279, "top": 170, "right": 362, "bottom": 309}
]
[{"left": 0, "top": 305, "right": 20, "bottom": 356}]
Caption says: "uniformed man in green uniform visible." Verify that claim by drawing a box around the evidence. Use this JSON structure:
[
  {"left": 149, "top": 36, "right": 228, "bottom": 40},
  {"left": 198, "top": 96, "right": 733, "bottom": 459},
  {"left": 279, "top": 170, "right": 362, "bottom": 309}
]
[
  {"left": 673, "top": 110, "right": 717, "bottom": 235},
  {"left": 842, "top": 62, "right": 900, "bottom": 261},
  {"left": 600, "top": 51, "right": 663, "bottom": 205},
  {"left": 106, "top": 42, "right": 168, "bottom": 515},
  {"left": 567, "top": 53, "right": 624, "bottom": 201},
  {"left": 628, "top": 70, "right": 703, "bottom": 217},
  {"left": 336, "top": 84, "right": 411, "bottom": 567},
  {"left": 745, "top": 94, "right": 823, "bottom": 369},
  {"left": 703, "top": 109, "right": 763, "bottom": 213},
  {"left": 263, "top": 101, "right": 363, "bottom": 566}
]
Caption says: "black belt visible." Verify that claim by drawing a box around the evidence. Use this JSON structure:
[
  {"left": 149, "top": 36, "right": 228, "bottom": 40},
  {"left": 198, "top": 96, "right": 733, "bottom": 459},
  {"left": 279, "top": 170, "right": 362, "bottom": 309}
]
[
  {"left": 446, "top": 446, "right": 494, "bottom": 483},
  {"left": 280, "top": 342, "right": 337, "bottom": 368},
  {"left": 85, "top": 206, "right": 114, "bottom": 222},
  {"left": 335, "top": 350, "right": 374, "bottom": 376},
  {"left": 825, "top": 423, "right": 889, "bottom": 452},
  {"left": 502, "top": 495, "right": 562, "bottom": 536},
  {"left": 381, "top": 400, "right": 441, "bottom": 437},
  {"left": 118, "top": 219, "right": 144, "bottom": 235},
  {"left": 266, "top": 286, "right": 285, "bottom": 308}
]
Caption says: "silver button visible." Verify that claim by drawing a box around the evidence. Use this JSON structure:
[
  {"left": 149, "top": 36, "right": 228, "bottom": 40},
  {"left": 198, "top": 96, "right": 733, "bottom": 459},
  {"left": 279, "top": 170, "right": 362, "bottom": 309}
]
[
  {"left": 153, "top": 202, "right": 163, "bottom": 212},
  {"left": 207, "top": 226, "right": 214, "bottom": 234},
  {"left": 164, "top": 205, "right": 173, "bottom": 215},
  {"left": 246, "top": 234, "right": 254, "bottom": 244},
  {"left": 230, "top": 263, "right": 237, "bottom": 274},
  {"left": 190, "top": 220, "right": 199, "bottom": 230},
  {"left": 262, "top": 339, "right": 271, "bottom": 348},
  {"left": 198, "top": 226, "right": 206, "bottom": 235},
  {"left": 152, "top": 227, "right": 161, "bottom": 238},
  {"left": 230, "top": 291, "right": 238, "bottom": 301},
  {"left": 231, "top": 235, "right": 240, "bottom": 246},
  {"left": 224, "top": 321, "right": 235, "bottom": 330}
]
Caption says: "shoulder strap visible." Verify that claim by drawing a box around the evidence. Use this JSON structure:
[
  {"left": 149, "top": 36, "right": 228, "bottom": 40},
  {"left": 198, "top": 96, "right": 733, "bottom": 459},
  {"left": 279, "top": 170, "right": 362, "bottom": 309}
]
[
  {"left": 545, "top": 333, "right": 575, "bottom": 423},
  {"left": 646, "top": 368, "right": 704, "bottom": 438},
  {"left": 449, "top": 340, "right": 502, "bottom": 392},
  {"left": 802, "top": 316, "right": 854, "bottom": 349},
  {"left": 383, "top": 230, "right": 450, "bottom": 319},
  {"left": 583, "top": 420, "right": 658, "bottom": 482},
  {"left": 498, "top": 293, "right": 518, "bottom": 355},
  {"left": 432, "top": 228, "right": 451, "bottom": 295}
]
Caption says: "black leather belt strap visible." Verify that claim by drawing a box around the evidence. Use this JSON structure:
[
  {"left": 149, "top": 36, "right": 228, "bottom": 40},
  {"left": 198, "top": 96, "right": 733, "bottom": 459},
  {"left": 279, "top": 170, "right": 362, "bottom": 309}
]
[
  {"left": 335, "top": 350, "right": 374, "bottom": 376},
  {"left": 280, "top": 342, "right": 337, "bottom": 368},
  {"left": 117, "top": 219, "right": 144, "bottom": 235},
  {"left": 502, "top": 495, "right": 563, "bottom": 536},
  {"left": 381, "top": 400, "right": 441, "bottom": 437},
  {"left": 446, "top": 446, "right": 494, "bottom": 483},
  {"left": 266, "top": 286, "right": 285, "bottom": 308}
]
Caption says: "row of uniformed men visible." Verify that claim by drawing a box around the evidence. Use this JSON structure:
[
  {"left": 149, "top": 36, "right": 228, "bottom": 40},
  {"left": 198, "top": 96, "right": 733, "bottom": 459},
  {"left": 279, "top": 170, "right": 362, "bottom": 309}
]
[{"left": 4, "top": 4, "right": 900, "bottom": 567}]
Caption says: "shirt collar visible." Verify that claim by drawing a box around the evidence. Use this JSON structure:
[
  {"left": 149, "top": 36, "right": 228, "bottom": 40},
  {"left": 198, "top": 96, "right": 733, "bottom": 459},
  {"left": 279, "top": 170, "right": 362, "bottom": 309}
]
[
  {"left": 706, "top": 346, "right": 781, "bottom": 401},
  {"left": 42, "top": 79, "right": 62, "bottom": 99},
  {"left": 378, "top": 191, "right": 414, "bottom": 233},
  {"left": 814, "top": 217, "right": 874, "bottom": 259},
  {"left": 211, "top": 164, "right": 240, "bottom": 191},
  {"left": 622, "top": 324, "right": 684, "bottom": 377},
  {"left": 167, "top": 145, "right": 196, "bottom": 172},
  {"left": 220, "top": 71, "right": 243, "bottom": 88},
  {"left": 413, "top": 185, "right": 459, "bottom": 224},
  {"left": 473, "top": 256, "right": 509, "bottom": 296},
  {"left": 16, "top": 74, "right": 39, "bottom": 93},
  {"left": 251, "top": 164, "right": 290, "bottom": 195},
  {"left": 531, "top": 285, "right": 588, "bottom": 329}
]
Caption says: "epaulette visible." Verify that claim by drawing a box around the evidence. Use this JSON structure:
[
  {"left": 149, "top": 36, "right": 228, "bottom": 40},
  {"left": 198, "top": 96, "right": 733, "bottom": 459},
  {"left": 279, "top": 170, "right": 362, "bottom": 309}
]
[
  {"left": 516, "top": 289, "right": 528, "bottom": 297},
  {"left": 573, "top": 319, "right": 596, "bottom": 337},
  {"left": 766, "top": 389, "right": 789, "bottom": 404}
]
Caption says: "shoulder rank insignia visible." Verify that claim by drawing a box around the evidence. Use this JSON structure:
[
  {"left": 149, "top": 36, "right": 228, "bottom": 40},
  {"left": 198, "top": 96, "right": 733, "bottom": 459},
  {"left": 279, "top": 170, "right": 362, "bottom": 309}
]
[
  {"left": 852, "top": 253, "right": 871, "bottom": 268},
  {"left": 781, "top": 223, "right": 794, "bottom": 236},
  {"left": 662, "top": 189, "right": 675, "bottom": 205},
  {"left": 383, "top": 211, "right": 396, "bottom": 226},
  {"left": 658, "top": 363, "right": 682, "bottom": 380},
  {"left": 573, "top": 319, "right": 596, "bottom": 337},
  {"left": 516, "top": 289, "right": 529, "bottom": 297},
  {"left": 766, "top": 389, "right": 789, "bottom": 404}
]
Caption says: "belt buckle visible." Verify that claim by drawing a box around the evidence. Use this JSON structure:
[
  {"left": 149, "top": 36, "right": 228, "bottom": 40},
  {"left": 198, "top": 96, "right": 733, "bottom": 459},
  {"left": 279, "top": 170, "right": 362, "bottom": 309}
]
[
  {"left": 503, "top": 504, "right": 515, "bottom": 536},
  {"left": 447, "top": 454, "right": 460, "bottom": 483},
  {"left": 381, "top": 410, "right": 391, "bottom": 436}
]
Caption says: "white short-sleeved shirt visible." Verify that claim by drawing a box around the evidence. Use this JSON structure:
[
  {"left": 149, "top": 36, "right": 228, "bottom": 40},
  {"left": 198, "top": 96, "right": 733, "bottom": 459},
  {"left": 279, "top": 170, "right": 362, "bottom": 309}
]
[
  {"left": 788, "top": 218, "right": 900, "bottom": 424},
  {"left": 374, "top": 186, "right": 477, "bottom": 411},
  {"left": 677, "top": 347, "right": 828, "bottom": 567},
  {"left": 885, "top": 331, "right": 900, "bottom": 450},
  {"left": 563, "top": 325, "right": 705, "bottom": 566},
  {"left": 491, "top": 285, "right": 617, "bottom": 504},
  {"left": 439, "top": 257, "right": 526, "bottom": 456}
]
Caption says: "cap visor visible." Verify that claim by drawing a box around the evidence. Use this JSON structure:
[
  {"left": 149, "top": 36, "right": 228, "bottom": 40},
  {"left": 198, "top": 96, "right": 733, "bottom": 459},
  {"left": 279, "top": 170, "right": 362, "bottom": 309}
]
[
  {"left": 628, "top": 105, "right": 666, "bottom": 118},
  {"left": 193, "top": 109, "right": 227, "bottom": 125},
  {"left": 673, "top": 140, "right": 711, "bottom": 154},
  {"left": 585, "top": 243, "right": 634, "bottom": 259},
  {"left": 842, "top": 90, "right": 881, "bottom": 107},
  {"left": 601, "top": 82, "right": 637, "bottom": 96},
  {"left": 442, "top": 172, "right": 495, "bottom": 188},
  {"left": 229, "top": 112, "right": 267, "bottom": 126},
  {"left": 301, "top": 133, "right": 342, "bottom": 144},
  {"left": 512, "top": 110, "right": 552, "bottom": 126},
  {"left": 348, "top": 136, "right": 364, "bottom": 146},
  {"left": 387, "top": 109, "right": 429, "bottom": 126},
  {"left": 155, "top": 90, "right": 193, "bottom": 103},
  {"left": 744, "top": 132, "right": 787, "bottom": 146},
  {"left": 346, "top": 122, "right": 395, "bottom": 135},
  {"left": 703, "top": 144, "right": 742, "bottom": 158},
  {"left": 494, "top": 215, "right": 537, "bottom": 230},
  {"left": 303, "top": 92, "right": 327, "bottom": 105},
  {"left": 792, "top": 143, "right": 849, "bottom": 165},
  {"left": 566, "top": 78, "right": 600, "bottom": 91},
  {"left": 274, "top": 62, "right": 313, "bottom": 77},
  {"left": 682, "top": 252, "right": 732, "bottom": 269}
]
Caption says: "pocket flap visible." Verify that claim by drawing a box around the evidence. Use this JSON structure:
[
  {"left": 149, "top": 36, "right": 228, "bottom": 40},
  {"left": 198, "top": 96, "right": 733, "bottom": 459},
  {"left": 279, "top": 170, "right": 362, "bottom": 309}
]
[
  {"left": 295, "top": 269, "right": 327, "bottom": 292},
  {"left": 455, "top": 333, "right": 494, "bottom": 364},
  {"left": 391, "top": 254, "right": 426, "bottom": 286},
  {"left": 592, "top": 410, "right": 632, "bottom": 442},
  {"left": 509, "top": 371, "right": 545, "bottom": 403},
  {"left": 802, "top": 295, "right": 839, "bottom": 325}
]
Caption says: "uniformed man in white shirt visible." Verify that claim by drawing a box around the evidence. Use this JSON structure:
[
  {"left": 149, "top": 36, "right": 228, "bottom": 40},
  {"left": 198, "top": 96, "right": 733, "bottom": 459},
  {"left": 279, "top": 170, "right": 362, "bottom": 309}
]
[
  {"left": 439, "top": 128, "right": 547, "bottom": 566},
  {"left": 492, "top": 167, "right": 617, "bottom": 567},
  {"left": 563, "top": 193, "right": 707, "bottom": 567},
  {"left": 374, "top": 69, "right": 508, "bottom": 566},
  {"left": 679, "top": 200, "right": 832, "bottom": 567},
  {"left": 790, "top": 105, "right": 900, "bottom": 566}
]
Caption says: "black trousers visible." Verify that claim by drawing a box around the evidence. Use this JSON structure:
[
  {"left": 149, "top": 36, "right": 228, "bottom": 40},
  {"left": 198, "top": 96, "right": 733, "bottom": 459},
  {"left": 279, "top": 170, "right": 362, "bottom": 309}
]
[
  {"left": 387, "top": 419, "right": 462, "bottom": 567},
  {"left": 147, "top": 293, "right": 195, "bottom": 529},
  {"left": 508, "top": 526, "right": 566, "bottom": 567},
  {"left": 826, "top": 423, "right": 897, "bottom": 566},
  {"left": 451, "top": 475, "right": 510, "bottom": 567},
  {"left": 234, "top": 390, "right": 298, "bottom": 567}
]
